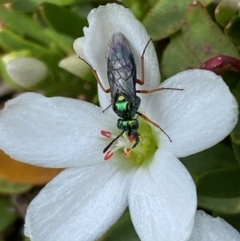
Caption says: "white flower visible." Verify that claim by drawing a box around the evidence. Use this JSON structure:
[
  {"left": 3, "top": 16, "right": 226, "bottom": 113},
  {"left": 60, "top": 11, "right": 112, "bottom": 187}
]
[
  {"left": 0, "top": 3, "right": 238, "bottom": 241},
  {"left": 189, "top": 211, "right": 240, "bottom": 241}
]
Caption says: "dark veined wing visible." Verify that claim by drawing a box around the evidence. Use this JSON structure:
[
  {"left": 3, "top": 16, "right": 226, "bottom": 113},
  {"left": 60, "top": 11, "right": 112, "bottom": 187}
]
[{"left": 107, "top": 32, "right": 137, "bottom": 104}]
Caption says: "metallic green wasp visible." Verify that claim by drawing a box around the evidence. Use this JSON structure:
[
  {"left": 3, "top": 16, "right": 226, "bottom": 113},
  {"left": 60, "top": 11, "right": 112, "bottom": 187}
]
[{"left": 90, "top": 32, "right": 182, "bottom": 156}]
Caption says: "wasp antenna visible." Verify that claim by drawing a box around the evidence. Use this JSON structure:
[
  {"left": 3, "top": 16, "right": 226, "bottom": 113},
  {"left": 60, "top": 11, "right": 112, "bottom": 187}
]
[
  {"left": 102, "top": 103, "right": 112, "bottom": 113},
  {"left": 103, "top": 130, "right": 124, "bottom": 153},
  {"left": 137, "top": 112, "right": 172, "bottom": 142},
  {"left": 159, "top": 127, "right": 172, "bottom": 142}
]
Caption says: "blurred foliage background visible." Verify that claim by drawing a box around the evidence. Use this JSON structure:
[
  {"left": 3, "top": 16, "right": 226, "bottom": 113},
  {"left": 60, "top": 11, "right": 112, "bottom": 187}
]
[{"left": 0, "top": 0, "right": 240, "bottom": 240}]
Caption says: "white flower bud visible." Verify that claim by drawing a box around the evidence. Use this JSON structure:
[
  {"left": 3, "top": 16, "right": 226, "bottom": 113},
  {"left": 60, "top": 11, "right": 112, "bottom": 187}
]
[
  {"left": 6, "top": 57, "right": 48, "bottom": 88},
  {"left": 59, "top": 54, "right": 89, "bottom": 78}
]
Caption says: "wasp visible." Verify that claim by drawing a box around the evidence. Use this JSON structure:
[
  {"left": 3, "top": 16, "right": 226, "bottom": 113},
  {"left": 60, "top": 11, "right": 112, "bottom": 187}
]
[{"left": 82, "top": 32, "right": 182, "bottom": 155}]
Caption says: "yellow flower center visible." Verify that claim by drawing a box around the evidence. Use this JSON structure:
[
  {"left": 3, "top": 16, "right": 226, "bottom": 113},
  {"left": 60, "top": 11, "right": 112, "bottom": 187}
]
[{"left": 101, "top": 119, "right": 158, "bottom": 166}]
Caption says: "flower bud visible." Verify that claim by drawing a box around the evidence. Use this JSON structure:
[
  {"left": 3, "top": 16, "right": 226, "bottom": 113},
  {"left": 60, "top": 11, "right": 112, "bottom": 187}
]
[
  {"left": 6, "top": 57, "right": 48, "bottom": 88},
  {"left": 59, "top": 54, "right": 89, "bottom": 78}
]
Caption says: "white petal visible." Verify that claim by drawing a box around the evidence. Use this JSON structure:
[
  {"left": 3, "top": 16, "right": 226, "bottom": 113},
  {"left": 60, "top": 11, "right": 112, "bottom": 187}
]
[
  {"left": 6, "top": 57, "right": 48, "bottom": 88},
  {"left": 129, "top": 150, "right": 196, "bottom": 241},
  {"left": 73, "top": 3, "right": 160, "bottom": 109},
  {"left": 188, "top": 210, "right": 240, "bottom": 241},
  {"left": 25, "top": 161, "right": 134, "bottom": 241},
  {"left": 146, "top": 70, "right": 238, "bottom": 157},
  {"left": 0, "top": 93, "right": 115, "bottom": 168},
  {"left": 73, "top": 37, "right": 85, "bottom": 58}
]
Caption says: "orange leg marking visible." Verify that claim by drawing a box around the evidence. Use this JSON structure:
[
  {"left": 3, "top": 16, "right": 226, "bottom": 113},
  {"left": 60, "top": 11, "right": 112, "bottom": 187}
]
[
  {"left": 137, "top": 87, "right": 183, "bottom": 94},
  {"left": 136, "top": 38, "right": 152, "bottom": 86},
  {"left": 79, "top": 57, "right": 111, "bottom": 93}
]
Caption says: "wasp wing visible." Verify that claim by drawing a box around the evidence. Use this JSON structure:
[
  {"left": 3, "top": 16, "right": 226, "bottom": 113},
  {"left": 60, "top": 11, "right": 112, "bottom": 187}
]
[{"left": 107, "top": 33, "right": 137, "bottom": 104}]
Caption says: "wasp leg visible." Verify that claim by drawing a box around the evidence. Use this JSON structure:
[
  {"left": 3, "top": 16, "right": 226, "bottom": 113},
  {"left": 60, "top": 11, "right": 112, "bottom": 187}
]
[
  {"left": 134, "top": 39, "right": 183, "bottom": 93},
  {"left": 131, "top": 137, "right": 140, "bottom": 149},
  {"left": 103, "top": 130, "right": 125, "bottom": 153},
  {"left": 79, "top": 57, "right": 111, "bottom": 93},
  {"left": 137, "top": 87, "right": 183, "bottom": 94},
  {"left": 137, "top": 112, "right": 172, "bottom": 142},
  {"left": 136, "top": 38, "right": 152, "bottom": 86}
]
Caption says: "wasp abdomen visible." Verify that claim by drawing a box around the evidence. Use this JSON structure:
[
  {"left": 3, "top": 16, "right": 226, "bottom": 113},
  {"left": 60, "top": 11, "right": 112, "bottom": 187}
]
[{"left": 117, "top": 119, "right": 139, "bottom": 132}]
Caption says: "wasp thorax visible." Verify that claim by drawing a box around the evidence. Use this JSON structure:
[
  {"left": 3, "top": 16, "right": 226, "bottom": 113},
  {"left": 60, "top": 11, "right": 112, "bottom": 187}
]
[{"left": 101, "top": 120, "right": 158, "bottom": 164}]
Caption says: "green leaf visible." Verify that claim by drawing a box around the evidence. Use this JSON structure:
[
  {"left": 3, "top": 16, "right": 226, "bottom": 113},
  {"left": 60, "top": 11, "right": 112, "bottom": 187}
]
[
  {"left": 11, "top": 0, "right": 38, "bottom": 12},
  {"left": 222, "top": 71, "right": 240, "bottom": 89},
  {"left": 0, "top": 0, "right": 18, "bottom": 3},
  {"left": 123, "top": 0, "right": 150, "bottom": 21},
  {"left": 0, "top": 30, "right": 64, "bottom": 71},
  {"left": 0, "top": 197, "right": 18, "bottom": 232},
  {"left": 0, "top": 30, "right": 63, "bottom": 67},
  {"left": 232, "top": 142, "right": 240, "bottom": 167},
  {"left": 231, "top": 89, "right": 240, "bottom": 144},
  {"left": 161, "top": 1, "right": 239, "bottom": 79},
  {"left": 143, "top": 0, "right": 212, "bottom": 40},
  {"left": 69, "top": 3, "right": 94, "bottom": 19},
  {"left": 26, "top": 0, "right": 89, "bottom": 6},
  {"left": 198, "top": 195, "right": 240, "bottom": 214},
  {"left": 181, "top": 144, "right": 238, "bottom": 180},
  {"left": 44, "top": 69, "right": 97, "bottom": 100},
  {"left": 197, "top": 168, "right": 240, "bottom": 214},
  {"left": 0, "top": 5, "right": 51, "bottom": 46},
  {"left": 24, "top": 237, "right": 31, "bottom": 241},
  {"left": 197, "top": 168, "right": 240, "bottom": 198},
  {"left": 43, "top": 28, "right": 74, "bottom": 53},
  {"left": 161, "top": 33, "right": 200, "bottom": 77},
  {"left": 224, "top": 15, "right": 240, "bottom": 46},
  {"left": 0, "top": 30, "right": 50, "bottom": 56},
  {"left": 231, "top": 89, "right": 240, "bottom": 165},
  {"left": 143, "top": 0, "right": 193, "bottom": 40},
  {"left": 0, "top": 177, "right": 31, "bottom": 194},
  {"left": 215, "top": 0, "right": 238, "bottom": 27},
  {"left": 40, "top": 2, "right": 86, "bottom": 38}
]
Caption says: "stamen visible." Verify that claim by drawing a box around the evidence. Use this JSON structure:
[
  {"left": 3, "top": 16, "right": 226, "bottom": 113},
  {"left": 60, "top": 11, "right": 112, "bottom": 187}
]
[
  {"left": 101, "top": 119, "right": 157, "bottom": 164},
  {"left": 101, "top": 129, "right": 152, "bottom": 162},
  {"left": 101, "top": 129, "right": 135, "bottom": 160},
  {"left": 104, "top": 150, "right": 113, "bottom": 161},
  {"left": 101, "top": 130, "right": 112, "bottom": 138},
  {"left": 124, "top": 148, "right": 132, "bottom": 157}
]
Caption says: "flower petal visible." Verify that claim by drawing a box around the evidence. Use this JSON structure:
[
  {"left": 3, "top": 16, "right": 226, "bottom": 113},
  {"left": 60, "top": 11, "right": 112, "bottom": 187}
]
[
  {"left": 146, "top": 70, "right": 238, "bottom": 157},
  {"left": 73, "top": 36, "right": 85, "bottom": 58},
  {"left": 25, "top": 161, "right": 134, "bottom": 241},
  {"left": 73, "top": 3, "right": 160, "bottom": 110},
  {"left": 188, "top": 210, "right": 240, "bottom": 241},
  {"left": 129, "top": 150, "right": 196, "bottom": 241},
  {"left": 0, "top": 93, "right": 115, "bottom": 168}
]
